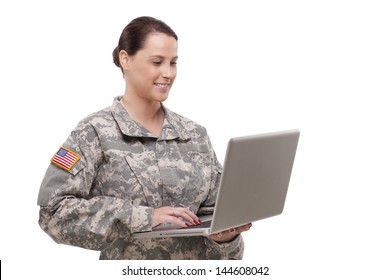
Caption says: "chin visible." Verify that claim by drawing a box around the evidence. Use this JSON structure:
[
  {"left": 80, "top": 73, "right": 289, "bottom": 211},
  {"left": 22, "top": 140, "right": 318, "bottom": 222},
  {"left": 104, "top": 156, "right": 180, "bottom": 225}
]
[
  {"left": 154, "top": 91, "right": 170, "bottom": 102},
  {"left": 159, "top": 95, "right": 169, "bottom": 103}
]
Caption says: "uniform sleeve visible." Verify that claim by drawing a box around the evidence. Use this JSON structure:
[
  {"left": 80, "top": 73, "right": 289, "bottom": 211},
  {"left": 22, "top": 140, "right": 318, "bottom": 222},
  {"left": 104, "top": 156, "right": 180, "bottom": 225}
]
[
  {"left": 37, "top": 121, "right": 153, "bottom": 251},
  {"left": 198, "top": 135, "right": 245, "bottom": 260}
]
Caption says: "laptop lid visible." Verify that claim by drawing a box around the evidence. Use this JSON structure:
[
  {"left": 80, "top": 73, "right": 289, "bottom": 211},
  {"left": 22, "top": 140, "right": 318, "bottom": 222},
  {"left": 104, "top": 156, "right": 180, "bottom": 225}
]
[
  {"left": 132, "top": 129, "right": 300, "bottom": 238},
  {"left": 210, "top": 128, "right": 300, "bottom": 233}
]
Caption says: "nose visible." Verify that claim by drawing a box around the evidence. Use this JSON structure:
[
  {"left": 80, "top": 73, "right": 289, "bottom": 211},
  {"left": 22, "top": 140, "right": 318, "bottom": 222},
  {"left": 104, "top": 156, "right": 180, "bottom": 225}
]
[{"left": 162, "top": 63, "right": 175, "bottom": 79}]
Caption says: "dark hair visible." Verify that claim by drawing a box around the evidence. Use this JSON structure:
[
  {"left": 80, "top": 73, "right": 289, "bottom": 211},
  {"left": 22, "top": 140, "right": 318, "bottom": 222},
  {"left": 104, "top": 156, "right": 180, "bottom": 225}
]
[{"left": 112, "top": 16, "right": 178, "bottom": 73}]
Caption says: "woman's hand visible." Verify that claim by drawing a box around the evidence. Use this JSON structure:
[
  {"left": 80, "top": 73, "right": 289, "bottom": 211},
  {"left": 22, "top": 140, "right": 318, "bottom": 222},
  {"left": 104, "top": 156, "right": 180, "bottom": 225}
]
[
  {"left": 208, "top": 223, "right": 252, "bottom": 243},
  {"left": 152, "top": 206, "right": 201, "bottom": 228}
]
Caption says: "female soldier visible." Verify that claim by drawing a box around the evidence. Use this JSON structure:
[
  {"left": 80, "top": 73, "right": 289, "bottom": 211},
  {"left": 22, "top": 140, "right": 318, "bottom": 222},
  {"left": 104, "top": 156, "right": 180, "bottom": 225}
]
[{"left": 37, "top": 16, "right": 251, "bottom": 259}]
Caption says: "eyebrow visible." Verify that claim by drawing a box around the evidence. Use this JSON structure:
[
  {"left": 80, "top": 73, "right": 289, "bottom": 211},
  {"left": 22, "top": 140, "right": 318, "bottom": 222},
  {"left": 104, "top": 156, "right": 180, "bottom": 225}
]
[{"left": 149, "top": 55, "right": 178, "bottom": 60}]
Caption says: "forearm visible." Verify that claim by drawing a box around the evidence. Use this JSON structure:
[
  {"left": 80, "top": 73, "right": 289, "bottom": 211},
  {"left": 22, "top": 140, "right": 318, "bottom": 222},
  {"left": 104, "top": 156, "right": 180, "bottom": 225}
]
[{"left": 39, "top": 196, "right": 153, "bottom": 251}]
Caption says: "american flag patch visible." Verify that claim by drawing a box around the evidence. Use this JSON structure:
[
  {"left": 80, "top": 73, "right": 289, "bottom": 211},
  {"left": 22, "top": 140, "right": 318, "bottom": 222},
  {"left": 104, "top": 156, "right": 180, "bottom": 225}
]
[{"left": 51, "top": 146, "right": 80, "bottom": 171}]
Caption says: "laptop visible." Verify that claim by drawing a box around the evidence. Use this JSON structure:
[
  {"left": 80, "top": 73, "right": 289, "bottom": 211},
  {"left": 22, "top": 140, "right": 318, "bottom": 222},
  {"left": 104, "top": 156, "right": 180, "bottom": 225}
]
[{"left": 133, "top": 129, "right": 300, "bottom": 238}]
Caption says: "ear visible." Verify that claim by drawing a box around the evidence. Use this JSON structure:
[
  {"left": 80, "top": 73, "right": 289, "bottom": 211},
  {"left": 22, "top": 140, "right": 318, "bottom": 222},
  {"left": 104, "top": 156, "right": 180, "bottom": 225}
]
[{"left": 119, "top": 50, "right": 131, "bottom": 71}]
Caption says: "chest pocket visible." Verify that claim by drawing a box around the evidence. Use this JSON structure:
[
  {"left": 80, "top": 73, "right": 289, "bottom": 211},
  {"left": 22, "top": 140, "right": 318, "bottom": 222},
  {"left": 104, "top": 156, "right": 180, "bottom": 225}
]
[
  {"left": 178, "top": 142, "right": 210, "bottom": 167},
  {"left": 96, "top": 140, "right": 161, "bottom": 208}
]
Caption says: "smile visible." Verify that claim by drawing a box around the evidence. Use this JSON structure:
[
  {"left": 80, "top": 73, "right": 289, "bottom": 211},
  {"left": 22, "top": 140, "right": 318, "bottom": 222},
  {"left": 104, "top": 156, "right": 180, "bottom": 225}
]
[{"left": 154, "top": 83, "right": 169, "bottom": 88}]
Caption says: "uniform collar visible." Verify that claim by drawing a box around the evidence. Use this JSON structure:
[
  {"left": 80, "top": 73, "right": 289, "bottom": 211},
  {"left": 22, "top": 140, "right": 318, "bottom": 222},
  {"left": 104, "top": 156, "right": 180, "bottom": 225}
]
[
  {"left": 162, "top": 106, "right": 191, "bottom": 141},
  {"left": 111, "top": 96, "right": 191, "bottom": 141}
]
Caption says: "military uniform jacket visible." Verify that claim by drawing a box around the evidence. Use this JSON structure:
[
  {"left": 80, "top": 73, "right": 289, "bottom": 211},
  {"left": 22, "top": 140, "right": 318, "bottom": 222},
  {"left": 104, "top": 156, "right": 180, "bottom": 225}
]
[{"left": 37, "top": 96, "right": 244, "bottom": 259}]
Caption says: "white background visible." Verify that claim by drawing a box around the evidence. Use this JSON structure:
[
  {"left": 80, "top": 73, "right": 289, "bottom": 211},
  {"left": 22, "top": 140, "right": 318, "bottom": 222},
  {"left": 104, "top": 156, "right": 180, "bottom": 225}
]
[{"left": 1, "top": 0, "right": 389, "bottom": 279}]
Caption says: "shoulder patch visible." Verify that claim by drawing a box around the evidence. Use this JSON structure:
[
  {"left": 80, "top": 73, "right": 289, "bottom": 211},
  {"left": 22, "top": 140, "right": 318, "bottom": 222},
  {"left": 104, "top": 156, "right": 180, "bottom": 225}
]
[{"left": 51, "top": 146, "right": 80, "bottom": 171}]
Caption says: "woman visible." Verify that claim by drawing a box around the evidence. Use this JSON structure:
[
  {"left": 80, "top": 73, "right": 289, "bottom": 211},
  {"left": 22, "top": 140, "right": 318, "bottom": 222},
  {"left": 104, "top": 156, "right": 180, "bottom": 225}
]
[{"left": 37, "top": 16, "right": 251, "bottom": 260}]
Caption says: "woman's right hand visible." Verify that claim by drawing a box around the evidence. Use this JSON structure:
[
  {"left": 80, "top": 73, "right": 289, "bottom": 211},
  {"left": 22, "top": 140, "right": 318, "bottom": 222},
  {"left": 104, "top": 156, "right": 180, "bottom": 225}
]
[{"left": 152, "top": 206, "right": 201, "bottom": 228}]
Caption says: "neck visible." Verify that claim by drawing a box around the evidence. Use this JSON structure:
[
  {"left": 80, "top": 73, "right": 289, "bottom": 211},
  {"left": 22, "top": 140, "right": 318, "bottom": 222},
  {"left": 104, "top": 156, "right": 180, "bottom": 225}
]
[
  {"left": 121, "top": 91, "right": 165, "bottom": 137},
  {"left": 121, "top": 93, "right": 163, "bottom": 123}
]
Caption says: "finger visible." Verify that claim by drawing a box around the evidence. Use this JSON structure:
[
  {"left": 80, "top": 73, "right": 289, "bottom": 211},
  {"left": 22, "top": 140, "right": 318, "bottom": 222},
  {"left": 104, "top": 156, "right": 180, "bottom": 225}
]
[
  {"left": 164, "top": 215, "right": 189, "bottom": 228},
  {"left": 211, "top": 229, "right": 229, "bottom": 237},
  {"left": 209, "top": 231, "right": 224, "bottom": 239},
  {"left": 235, "top": 223, "right": 252, "bottom": 233},
  {"left": 180, "top": 207, "right": 200, "bottom": 221},
  {"left": 152, "top": 206, "right": 199, "bottom": 227},
  {"left": 173, "top": 207, "right": 200, "bottom": 225},
  {"left": 210, "top": 225, "right": 248, "bottom": 238},
  {"left": 208, "top": 229, "right": 237, "bottom": 243}
]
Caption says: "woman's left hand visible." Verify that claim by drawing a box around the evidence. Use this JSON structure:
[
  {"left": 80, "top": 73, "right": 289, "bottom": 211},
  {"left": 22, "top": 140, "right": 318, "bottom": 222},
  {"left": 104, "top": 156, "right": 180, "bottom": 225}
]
[{"left": 208, "top": 223, "right": 252, "bottom": 243}]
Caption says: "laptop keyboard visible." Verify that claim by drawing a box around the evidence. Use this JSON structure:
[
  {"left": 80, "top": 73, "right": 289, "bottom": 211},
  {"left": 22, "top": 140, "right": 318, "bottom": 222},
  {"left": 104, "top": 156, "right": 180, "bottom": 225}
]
[{"left": 187, "top": 219, "right": 212, "bottom": 229}]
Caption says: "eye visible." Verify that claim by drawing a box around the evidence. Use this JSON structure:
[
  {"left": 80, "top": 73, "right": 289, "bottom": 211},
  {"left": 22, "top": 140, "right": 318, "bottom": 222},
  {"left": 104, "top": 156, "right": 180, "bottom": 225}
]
[
  {"left": 171, "top": 61, "right": 177, "bottom": 65},
  {"left": 152, "top": 61, "right": 162, "bottom": 65}
]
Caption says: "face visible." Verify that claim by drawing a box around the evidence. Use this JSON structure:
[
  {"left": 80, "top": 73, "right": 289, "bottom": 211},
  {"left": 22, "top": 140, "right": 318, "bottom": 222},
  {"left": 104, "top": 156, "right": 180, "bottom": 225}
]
[{"left": 120, "top": 32, "right": 178, "bottom": 103}]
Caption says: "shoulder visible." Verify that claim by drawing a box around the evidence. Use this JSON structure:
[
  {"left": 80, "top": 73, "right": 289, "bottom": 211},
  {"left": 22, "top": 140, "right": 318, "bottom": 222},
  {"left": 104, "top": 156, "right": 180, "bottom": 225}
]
[
  {"left": 79, "top": 105, "right": 113, "bottom": 126},
  {"left": 71, "top": 105, "right": 114, "bottom": 133}
]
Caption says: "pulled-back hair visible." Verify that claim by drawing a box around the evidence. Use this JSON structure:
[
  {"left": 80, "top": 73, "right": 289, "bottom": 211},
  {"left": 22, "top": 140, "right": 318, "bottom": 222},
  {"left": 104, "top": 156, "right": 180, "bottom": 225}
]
[{"left": 112, "top": 16, "right": 178, "bottom": 73}]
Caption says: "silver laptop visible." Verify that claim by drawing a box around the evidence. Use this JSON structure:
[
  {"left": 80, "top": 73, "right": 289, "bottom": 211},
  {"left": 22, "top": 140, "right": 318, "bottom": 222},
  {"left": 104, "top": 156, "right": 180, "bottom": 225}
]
[{"left": 133, "top": 129, "right": 300, "bottom": 238}]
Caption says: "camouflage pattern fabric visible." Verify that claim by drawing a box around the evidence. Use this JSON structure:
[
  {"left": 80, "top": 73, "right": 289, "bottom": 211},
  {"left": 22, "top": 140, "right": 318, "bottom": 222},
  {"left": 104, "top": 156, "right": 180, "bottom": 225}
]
[{"left": 37, "top": 96, "right": 244, "bottom": 259}]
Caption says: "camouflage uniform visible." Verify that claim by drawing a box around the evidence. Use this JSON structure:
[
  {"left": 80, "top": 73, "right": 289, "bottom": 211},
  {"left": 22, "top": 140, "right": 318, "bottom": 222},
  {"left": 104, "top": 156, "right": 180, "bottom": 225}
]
[{"left": 37, "top": 96, "right": 244, "bottom": 259}]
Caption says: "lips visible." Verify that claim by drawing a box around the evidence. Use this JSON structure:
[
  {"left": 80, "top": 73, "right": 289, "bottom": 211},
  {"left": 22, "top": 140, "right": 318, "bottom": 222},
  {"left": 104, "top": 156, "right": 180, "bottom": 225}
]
[{"left": 154, "top": 83, "right": 170, "bottom": 88}]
